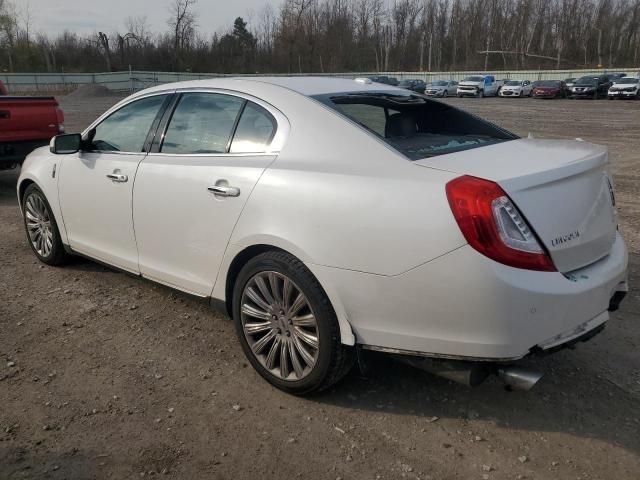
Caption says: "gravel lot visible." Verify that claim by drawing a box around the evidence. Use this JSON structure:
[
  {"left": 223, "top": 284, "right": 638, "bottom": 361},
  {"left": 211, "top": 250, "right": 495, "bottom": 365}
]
[{"left": 1, "top": 94, "right": 639, "bottom": 479}]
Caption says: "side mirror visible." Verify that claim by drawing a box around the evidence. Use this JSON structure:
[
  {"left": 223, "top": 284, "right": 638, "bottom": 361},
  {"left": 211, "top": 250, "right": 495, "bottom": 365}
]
[{"left": 50, "top": 133, "right": 82, "bottom": 154}]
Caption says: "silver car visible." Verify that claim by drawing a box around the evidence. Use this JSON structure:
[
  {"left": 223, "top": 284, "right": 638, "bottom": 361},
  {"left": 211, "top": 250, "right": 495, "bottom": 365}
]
[{"left": 424, "top": 80, "right": 458, "bottom": 97}]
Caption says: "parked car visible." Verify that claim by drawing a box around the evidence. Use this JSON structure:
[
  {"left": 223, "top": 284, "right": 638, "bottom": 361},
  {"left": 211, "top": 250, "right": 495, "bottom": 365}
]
[
  {"left": 607, "top": 72, "right": 627, "bottom": 81},
  {"left": 424, "top": 80, "right": 458, "bottom": 97},
  {"left": 532, "top": 80, "right": 568, "bottom": 99},
  {"left": 608, "top": 77, "right": 639, "bottom": 99},
  {"left": 368, "top": 75, "right": 399, "bottom": 86},
  {"left": 564, "top": 78, "right": 577, "bottom": 89},
  {"left": 569, "top": 75, "right": 612, "bottom": 99},
  {"left": 0, "top": 93, "right": 65, "bottom": 170},
  {"left": 499, "top": 79, "right": 533, "bottom": 97},
  {"left": 18, "top": 77, "right": 628, "bottom": 394},
  {"left": 457, "top": 75, "right": 503, "bottom": 97},
  {"left": 398, "top": 79, "right": 427, "bottom": 94}
]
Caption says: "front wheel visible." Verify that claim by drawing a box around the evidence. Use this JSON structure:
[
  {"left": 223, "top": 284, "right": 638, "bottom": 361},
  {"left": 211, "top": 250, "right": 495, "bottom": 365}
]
[
  {"left": 232, "top": 251, "right": 354, "bottom": 395},
  {"left": 478, "top": 90, "right": 484, "bottom": 98},
  {"left": 22, "top": 184, "right": 70, "bottom": 266},
  {"left": 442, "top": 90, "right": 447, "bottom": 98}
]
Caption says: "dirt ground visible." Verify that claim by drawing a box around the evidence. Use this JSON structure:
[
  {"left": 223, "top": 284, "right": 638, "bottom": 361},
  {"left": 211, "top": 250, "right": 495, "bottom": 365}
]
[{"left": 1, "top": 94, "right": 639, "bottom": 480}]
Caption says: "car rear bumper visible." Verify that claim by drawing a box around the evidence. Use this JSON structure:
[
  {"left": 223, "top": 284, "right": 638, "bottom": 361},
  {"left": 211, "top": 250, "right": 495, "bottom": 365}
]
[{"left": 309, "top": 231, "right": 628, "bottom": 360}]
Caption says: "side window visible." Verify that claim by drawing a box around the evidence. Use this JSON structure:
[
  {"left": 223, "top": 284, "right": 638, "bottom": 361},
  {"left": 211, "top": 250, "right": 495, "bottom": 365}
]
[
  {"left": 230, "top": 102, "right": 277, "bottom": 153},
  {"left": 91, "top": 95, "right": 166, "bottom": 153},
  {"left": 161, "top": 93, "right": 244, "bottom": 154},
  {"left": 337, "top": 103, "right": 387, "bottom": 136}
]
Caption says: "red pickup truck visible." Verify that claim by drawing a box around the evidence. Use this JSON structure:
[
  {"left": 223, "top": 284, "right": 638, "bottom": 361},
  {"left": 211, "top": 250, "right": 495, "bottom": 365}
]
[{"left": 0, "top": 80, "right": 65, "bottom": 170}]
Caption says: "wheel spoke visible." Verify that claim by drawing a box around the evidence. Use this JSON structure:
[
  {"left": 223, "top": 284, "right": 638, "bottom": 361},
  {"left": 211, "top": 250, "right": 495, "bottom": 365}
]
[
  {"left": 251, "top": 329, "right": 276, "bottom": 354},
  {"left": 243, "top": 320, "right": 273, "bottom": 335},
  {"left": 241, "top": 303, "right": 271, "bottom": 321},
  {"left": 289, "top": 293, "right": 306, "bottom": 317},
  {"left": 292, "top": 313, "right": 316, "bottom": 327},
  {"left": 288, "top": 340, "right": 304, "bottom": 378},
  {"left": 282, "top": 277, "right": 293, "bottom": 310},
  {"left": 293, "top": 327, "right": 319, "bottom": 349},
  {"left": 268, "top": 272, "right": 281, "bottom": 304},
  {"left": 292, "top": 335, "right": 315, "bottom": 366},
  {"left": 245, "top": 286, "right": 271, "bottom": 312},
  {"left": 255, "top": 275, "right": 275, "bottom": 305},
  {"left": 265, "top": 336, "right": 280, "bottom": 369},
  {"left": 279, "top": 339, "right": 289, "bottom": 379}
]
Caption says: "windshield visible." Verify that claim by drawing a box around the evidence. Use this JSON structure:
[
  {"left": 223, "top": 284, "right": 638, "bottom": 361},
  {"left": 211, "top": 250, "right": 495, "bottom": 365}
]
[
  {"left": 463, "top": 76, "right": 485, "bottom": 82},
  {"left": 565, "top": 78, "right": 576, "bottom": 82},
  {"left": 575, "top": 77, "right": 597, "bottom": 85},
  {"left": 429, "top": 81, "right": 448, "bottom": 86},
  {"left": 315, "top": 92, "right": 516, "bottom": 160},
  {"left": 505, "top": 81, "right": 522, "bottom": 86},
  {"left": 615, "top": 77, "right": 638, "bottom": 84},
  {"left": 536, "top": 80, "right": 561, "bottom": 87}
]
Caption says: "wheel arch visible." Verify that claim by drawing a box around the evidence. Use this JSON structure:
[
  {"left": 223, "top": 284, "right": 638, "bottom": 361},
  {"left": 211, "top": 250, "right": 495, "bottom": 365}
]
[
  {"left": 216, "top": 242, "right": 356, "bottom": 346},
  {"left": 17, "top": 177, "right": 36, "bottom": 211}
]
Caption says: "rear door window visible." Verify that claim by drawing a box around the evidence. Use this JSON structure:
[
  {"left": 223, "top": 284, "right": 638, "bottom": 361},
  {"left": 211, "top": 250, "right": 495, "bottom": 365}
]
[{"left": 161, "top": 93, "right": 244, "bottom": 154}]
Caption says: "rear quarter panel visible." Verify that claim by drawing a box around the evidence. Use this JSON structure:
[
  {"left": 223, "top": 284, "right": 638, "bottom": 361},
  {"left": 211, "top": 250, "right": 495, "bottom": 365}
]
[{"left": 221, "top": 88, "right": 466, "bottom": 277}]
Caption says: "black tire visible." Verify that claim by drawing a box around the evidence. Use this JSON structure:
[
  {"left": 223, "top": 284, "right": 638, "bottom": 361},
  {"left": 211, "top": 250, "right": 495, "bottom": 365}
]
[
  {"left": 478, "top": 90, "right": 484, "bottom": 98},
  {"left": 232, "top": 250, "right": 354, "bottom": 395},
  {"left": 22, "top": 184, "right": 70, "bottom": 266},
  {"left": 442, "top": 90, "right": 447, "bottom": 98}
]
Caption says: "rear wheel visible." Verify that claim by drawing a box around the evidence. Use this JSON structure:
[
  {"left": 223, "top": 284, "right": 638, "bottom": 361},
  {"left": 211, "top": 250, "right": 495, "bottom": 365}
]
[
  {"left": 22, "top": 184, "right": 69, "bottom": 266},
  {"left": 232, "top": 251, "right": 354, "bottom": 395}
]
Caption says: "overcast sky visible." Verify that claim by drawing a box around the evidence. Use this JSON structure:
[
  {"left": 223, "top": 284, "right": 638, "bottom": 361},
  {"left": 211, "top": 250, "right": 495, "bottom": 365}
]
[{"left": 23, "top": 0, "right": 278, "bottom": 37}]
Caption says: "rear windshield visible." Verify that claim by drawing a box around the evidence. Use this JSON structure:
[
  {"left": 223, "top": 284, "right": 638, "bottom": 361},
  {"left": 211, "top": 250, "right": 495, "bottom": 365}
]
[
  {"left": 315, "top": 92, "right": 517, "bottom": 160},
  {"left": 575, "top": 77, "right": 597, "bottom": 85},
  {"left": 616, "top": 77, "right": 638, "bottom": 84}
]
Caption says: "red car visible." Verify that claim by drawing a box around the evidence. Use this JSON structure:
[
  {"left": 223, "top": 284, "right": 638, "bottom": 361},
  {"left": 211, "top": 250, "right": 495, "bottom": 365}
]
[
  {"left": 0, "top": 81, "right": 65, "bottom": 170},
  {"left": 532, "top": 80, "right": 568, "bottom": 99}
]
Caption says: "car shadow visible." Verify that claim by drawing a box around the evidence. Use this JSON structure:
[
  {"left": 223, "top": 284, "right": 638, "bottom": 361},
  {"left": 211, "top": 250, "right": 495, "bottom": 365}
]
[{"left": 312, "top": 316, "right": 640, "bottom": 455}]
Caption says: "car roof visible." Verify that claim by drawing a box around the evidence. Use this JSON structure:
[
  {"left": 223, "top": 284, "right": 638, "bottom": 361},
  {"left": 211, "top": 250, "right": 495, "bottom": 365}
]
[{"left": 140, "top": 76, "right": 404, "bottom": 97}]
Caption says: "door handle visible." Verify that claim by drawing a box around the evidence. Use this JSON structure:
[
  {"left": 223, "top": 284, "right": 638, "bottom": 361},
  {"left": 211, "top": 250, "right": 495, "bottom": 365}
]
[
  {"left": 106, "top": 173, "right": 128, "bottom": 182},
  {"left": 208, "top": 185, "right": 240, "bottom": 197}
]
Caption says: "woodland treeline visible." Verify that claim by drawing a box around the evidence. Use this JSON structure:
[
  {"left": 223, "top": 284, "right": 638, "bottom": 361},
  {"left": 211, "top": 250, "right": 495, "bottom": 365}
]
[{"left": 1, "top": 0, "right": 639, "bottom": 74}]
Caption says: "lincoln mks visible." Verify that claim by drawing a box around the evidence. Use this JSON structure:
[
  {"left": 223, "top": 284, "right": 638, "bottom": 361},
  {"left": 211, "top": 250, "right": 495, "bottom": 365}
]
[{"left": 18, "top": 77, "right": 628, "bottom": 394}]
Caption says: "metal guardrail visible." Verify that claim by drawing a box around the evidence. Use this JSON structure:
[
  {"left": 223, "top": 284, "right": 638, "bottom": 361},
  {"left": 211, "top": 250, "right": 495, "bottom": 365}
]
[{"left": 2, "top": 68, "right": 639, "bottom": 93}]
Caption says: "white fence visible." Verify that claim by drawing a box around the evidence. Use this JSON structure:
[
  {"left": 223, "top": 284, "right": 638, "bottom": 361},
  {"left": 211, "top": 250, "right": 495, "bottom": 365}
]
[{"left": 2, "top": 68, "right": 639, "bottom": 93}]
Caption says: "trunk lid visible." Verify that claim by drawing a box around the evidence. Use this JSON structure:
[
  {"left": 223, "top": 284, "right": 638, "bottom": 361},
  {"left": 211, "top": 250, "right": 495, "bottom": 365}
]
[{"left": 415, "top": 138, "right": 618, "bottom": 272}]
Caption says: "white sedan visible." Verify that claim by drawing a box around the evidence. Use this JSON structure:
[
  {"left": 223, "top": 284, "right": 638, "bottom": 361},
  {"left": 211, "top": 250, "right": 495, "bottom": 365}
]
[
  {"left": 499, "top": 79, "right": 533, "bottom": 97},
  {"left": 18, "top": 77, "right": 628, "bottom": 394}
]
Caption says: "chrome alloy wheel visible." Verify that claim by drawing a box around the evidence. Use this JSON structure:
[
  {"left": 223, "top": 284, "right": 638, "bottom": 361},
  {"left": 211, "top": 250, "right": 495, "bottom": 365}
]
[
  {"left": 240, "top": 271, "right": 319, "bottom": 381},
  {"left": 24, "top": 193, "right": 53, "bottom": 257}
]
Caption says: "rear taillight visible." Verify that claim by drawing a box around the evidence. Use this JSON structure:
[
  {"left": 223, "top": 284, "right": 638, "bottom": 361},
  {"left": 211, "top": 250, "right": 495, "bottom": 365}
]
[
  {"left": 55, "top": 107, "right": 65, "bottom": 133},
  {"left": 446, "top": 175, "right": 556, "bottom": 272}
]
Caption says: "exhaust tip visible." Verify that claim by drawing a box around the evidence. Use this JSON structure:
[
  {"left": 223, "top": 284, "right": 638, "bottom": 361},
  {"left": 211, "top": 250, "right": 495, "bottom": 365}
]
[{"left": 497, "top": 367, "right": 543, "bottom": 391}]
